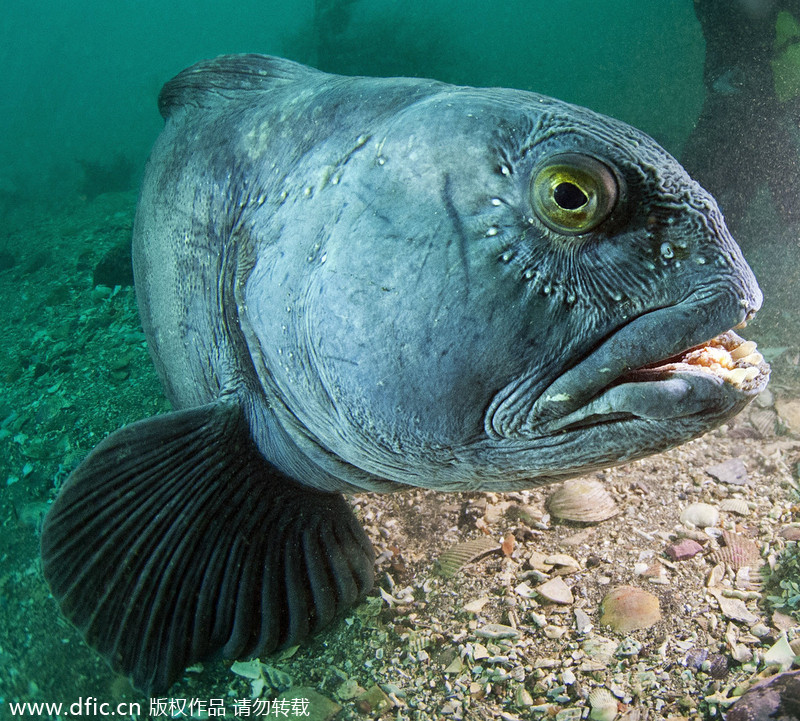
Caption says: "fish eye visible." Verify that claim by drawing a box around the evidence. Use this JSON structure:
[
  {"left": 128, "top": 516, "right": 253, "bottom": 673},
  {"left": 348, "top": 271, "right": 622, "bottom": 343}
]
[{"left": 530, "top": 153, "right": 619, "bottom": 235}]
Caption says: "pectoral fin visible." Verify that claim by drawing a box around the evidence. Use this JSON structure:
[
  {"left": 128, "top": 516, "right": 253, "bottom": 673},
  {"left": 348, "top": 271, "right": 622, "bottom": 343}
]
[{"left": 40, "top": 400, "right": 374, "bottom": 693}]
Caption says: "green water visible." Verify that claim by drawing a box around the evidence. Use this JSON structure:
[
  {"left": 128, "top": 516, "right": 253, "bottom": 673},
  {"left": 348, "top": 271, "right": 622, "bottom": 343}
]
[{"left": 0, "top": 2, "right": 798, "bottom": 720}]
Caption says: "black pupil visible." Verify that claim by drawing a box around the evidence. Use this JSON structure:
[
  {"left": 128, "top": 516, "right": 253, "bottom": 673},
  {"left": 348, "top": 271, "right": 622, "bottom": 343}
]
[{"left": 553, "top": 182, "right": 588, "bottom": 210}]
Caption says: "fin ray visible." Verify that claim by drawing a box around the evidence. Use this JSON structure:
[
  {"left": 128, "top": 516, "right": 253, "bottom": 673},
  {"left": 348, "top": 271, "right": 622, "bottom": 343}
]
[{"left": 41, "top": 401, "right": 374, "bottom": 693}]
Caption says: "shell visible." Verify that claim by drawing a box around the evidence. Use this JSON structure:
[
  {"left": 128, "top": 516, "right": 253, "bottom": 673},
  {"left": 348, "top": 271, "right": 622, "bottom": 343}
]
[
  {"left": 546, "top": 478, "right": 619, "bottom": 523},
  {"left": 434, "top": 537, "right": 499, "bottom": 578},
  {"left": 776, "top": 398, "right": 800, "bottom": 434},
  {"left": 680, "top": 502, "right": 719, "bottom": 529},
  {"left": 599, "top": 586, "right": 661, "bottom": 633},
  {"left": 719, "top": 498, "right": 751, "bottom": 516},
  {"left": 749, "top": 408, "right": 777, "bottom": 437},
  {"left": 710, "top": 530, "right": 762, "bottom": 570},
  {"left": 588, "top": 688, "right": 618, "bottom": 721}
]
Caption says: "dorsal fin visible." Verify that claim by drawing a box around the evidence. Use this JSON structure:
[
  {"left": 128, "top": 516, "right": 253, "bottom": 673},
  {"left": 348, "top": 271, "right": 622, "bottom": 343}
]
[{"left": 158, "top": 54, "right": 320, "bottom": 119}]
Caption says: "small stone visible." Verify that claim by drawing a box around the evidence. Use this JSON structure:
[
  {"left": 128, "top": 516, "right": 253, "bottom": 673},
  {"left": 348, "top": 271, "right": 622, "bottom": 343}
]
[
  {"left": 680, "top": 502, "right": 719, "bottom": 529},
  {"left": 599, "top": 586, "right": 661, "bottom": 633},
  {"left": 536, "top": 576, "right": 574, "bottom": 605},
  {"left": 581, "top": 636, "right": 620, "bottom": 666},
  {"left": 773, "top": 610, "right": 799, "bottom": 631},
  {"left": 355, "top": 684, "right": 392, "bottom": 716},
  {"left": 574, "top": 607, "right": 593, "bottom": 634},
  {"left": 544, "top": 624, "right": 567, "bottom": 639},
  {"left": 475, "top": 623, "right": 520, "bottom": 640},
  {"left": 726, "top": 671, "right": 800, "bottom": 721},
  {"left": 515, "top": 686, "right": 534, "bottom": 707},
  {"left": 705, "top": 458, "right": 749, "bottom": 486},
  {"left": 336, "top": 678, "right": 365, "bottom": 700},
  {"left": 472, "top": 643, "right": 490, "bottom": 660},
  {"left": 464, "top": 597, "right": 491, "bottom": 613},
  {"left": 528, "top": 550, "right": 554, "bottom": 572},
  {"left": 277, "top": 688, "right": 341, "bottom": 721},
  {"left": 778, "top": 526, "right": 800, "bottom": 541},
  {"left": 666, "top": 538, "right": 704, "bottom": 561},
  {"left": 763, "top": 634, "right": 797, "bottom": 672},
  {"left": 776, "top": 398, "right": 800, "bottom": 434},
  {"left": 544, "top": 553, "right": 581, "bottom": 574},
  {"left": 708, "top": 588, "right": 759, "bottom": 624},
  {"left": 230, "top": 659, "right": 263, "bottom": 679}
]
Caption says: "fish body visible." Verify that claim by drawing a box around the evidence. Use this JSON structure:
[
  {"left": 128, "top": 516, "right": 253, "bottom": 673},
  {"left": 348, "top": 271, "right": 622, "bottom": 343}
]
[{"left": 41, "top": 55, "right": 768, "bottom": 692}]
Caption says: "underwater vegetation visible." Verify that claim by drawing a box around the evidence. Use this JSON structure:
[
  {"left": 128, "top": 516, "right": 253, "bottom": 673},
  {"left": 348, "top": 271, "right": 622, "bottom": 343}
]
[{"left": 765, "top": 540, "right": 800, "bottom": 621}]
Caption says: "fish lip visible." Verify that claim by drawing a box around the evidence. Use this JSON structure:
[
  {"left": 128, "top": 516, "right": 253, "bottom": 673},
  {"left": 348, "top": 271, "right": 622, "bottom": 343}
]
[
  {"left": 487, "top": 289, "right": 768, "bottom": 439},
  {"left": 539, "top": 329, "right": 770, "bottom": 434}
]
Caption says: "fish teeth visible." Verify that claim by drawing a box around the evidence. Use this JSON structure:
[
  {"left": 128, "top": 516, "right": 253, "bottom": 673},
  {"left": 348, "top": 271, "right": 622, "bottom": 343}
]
[
  {"left": 738, "top": 352, "right": 763, "bottom": 366},
  {"left": 730, "top": 340, "right": 757, "bottom": 360},
  {"left": 726, "top": 368, "right": 748, "bottom": 386}
]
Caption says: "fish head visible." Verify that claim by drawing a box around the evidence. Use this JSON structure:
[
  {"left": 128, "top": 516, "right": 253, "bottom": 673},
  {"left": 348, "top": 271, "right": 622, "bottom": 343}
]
[{"left": 243, "top": 87, "right": 768, "bottom": 491}]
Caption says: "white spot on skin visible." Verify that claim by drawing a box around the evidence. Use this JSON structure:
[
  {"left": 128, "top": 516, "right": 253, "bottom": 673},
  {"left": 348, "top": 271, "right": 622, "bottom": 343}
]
[
  {"left": 491, "top": 198, "right": 502, "bottom": 206},
  {"left": 486, "top": 227, "right": 498, "bottom": 237},
  {"left": 546, "top": 393, "right": 572, "bottom": 402}
]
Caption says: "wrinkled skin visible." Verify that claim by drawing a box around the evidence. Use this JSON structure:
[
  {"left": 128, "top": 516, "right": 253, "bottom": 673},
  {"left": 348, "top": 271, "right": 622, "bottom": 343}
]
[{"left": 134, "top": 55, "right": 766, "bottom": 496}]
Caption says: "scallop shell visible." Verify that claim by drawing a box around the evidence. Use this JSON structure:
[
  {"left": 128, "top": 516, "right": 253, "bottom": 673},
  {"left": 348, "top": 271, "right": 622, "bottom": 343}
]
[
  {"left": 546, "top": 478, "right": 619, "bottom": 523},
  {"left": 749, "top": 408, "right": 777, "bottom": 437},
  {"left": 719, "top": 498, "right": 751, "bottom": 516},
  {"left": 710, "top": 530, "right": 762, "bottom": 570},
  {"left": 434, "top": 537, "right": 499, "bottom": 578},
  {"left": 599, "top": 586, "right": 661, "bottom": 633},
  {"left": 588, "top": 688, "right": 618, "bottom": 721}
]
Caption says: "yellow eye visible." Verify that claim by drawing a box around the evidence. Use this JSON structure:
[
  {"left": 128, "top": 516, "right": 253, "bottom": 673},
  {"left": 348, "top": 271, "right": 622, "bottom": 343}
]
[{"left": 530, "top": 153, "right": 619, "bottom": 235}]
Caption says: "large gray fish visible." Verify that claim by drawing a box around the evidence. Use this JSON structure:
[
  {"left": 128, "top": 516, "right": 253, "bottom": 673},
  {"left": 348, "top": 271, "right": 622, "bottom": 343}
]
[{"left": 41, "top": 55, "right": 769, "bottom": 693}]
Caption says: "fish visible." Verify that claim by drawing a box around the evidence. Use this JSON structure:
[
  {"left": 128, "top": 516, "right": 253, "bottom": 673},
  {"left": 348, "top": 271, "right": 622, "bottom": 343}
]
[{"left": 40, "top": 54, "right": 769, "bottom": 693}]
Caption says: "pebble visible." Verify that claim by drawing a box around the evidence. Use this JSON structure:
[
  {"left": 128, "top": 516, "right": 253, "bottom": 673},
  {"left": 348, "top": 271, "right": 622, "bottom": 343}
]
[
  {"left": 536, "top": 576, "right": 574, "bottom": 605},
  {"left": 544, "top": 624, "right": 567, "bottom": 639},
  {"left": 475, "top": 624, "right": 520, "bottom": 640},
  {"left": 472, "top": 643, "right": 489, "bottom": 660},
  {"left": 775, "top": 398, "right": 800, "bottom": 434},
  {"left": 666, "top": 538, "right": 704, "bottom": 561},
  {"left": 581, "top": 636, "right": 619, "bottom": 666},
  {"left": 708, "top": 588, "right": 759, "bottom": 624},
  {"left": 726, "top": 670, "right": 800, "bottom": 721},
  {"left": 277, "top": 688, "right": 341, "bottom": 721},
  {"left": 680, "top": 502, "right": 719, "bottom": 529},
  {"left": 574, "top": 607, "right": 593, "bottom": 634},
  {"left": 705, "top": 458, "right": 749, "bottom": 486},
  {"left": 355, "top": 684, "right": 392, "bottom": 715},
  {"left": 464, "top": 597, "right": 490, "bottom": 613},
  {"left": 763, "top": 634, "right": 797, "bottom": 671}
]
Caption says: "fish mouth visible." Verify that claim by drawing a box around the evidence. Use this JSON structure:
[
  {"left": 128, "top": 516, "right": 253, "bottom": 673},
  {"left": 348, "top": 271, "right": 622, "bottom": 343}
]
[
  {"left": 487, "top": 295, "right": 770, "bottom": 439},
  {"left": 539, "top": 329, "right": 769, "bottom": 433}
]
